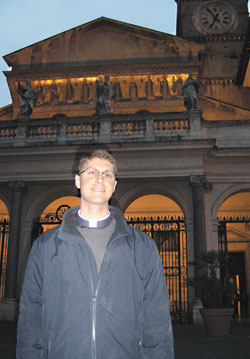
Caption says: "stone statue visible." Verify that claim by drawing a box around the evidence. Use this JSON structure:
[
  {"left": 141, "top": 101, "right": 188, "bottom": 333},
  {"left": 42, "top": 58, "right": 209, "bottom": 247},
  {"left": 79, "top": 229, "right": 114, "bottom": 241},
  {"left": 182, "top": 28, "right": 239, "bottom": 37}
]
[
  {"left": 95, "top": 75, "right": 113, "bottom": 114},
  {"left": 17, "top": 80, "right": 37, "bottom": 120},
  {"left": 129, "top": 79, "right": 138, "bottom": 101},
  {"left": 145, "top": 76, "right": 155, "bottom": 100},
  {"left": 160, "top": 77, "right": 171, "bottom": 99},
  {"left": 182, "top": 73, "right": 200, "bottom": 110}
]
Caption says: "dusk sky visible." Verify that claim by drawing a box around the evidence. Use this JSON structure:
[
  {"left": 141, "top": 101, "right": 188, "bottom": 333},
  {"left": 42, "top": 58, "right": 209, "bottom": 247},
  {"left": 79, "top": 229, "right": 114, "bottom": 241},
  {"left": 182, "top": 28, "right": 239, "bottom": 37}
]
[{"left": 0, "top": 0, "right": 177, "bottom": 108}]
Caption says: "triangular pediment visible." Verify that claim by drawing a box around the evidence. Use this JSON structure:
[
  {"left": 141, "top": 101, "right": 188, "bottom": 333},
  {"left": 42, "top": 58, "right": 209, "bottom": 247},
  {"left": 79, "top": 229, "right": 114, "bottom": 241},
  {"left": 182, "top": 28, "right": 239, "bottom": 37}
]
[{"left": 4, "top": 17, "right": 204, "bottom": 69}]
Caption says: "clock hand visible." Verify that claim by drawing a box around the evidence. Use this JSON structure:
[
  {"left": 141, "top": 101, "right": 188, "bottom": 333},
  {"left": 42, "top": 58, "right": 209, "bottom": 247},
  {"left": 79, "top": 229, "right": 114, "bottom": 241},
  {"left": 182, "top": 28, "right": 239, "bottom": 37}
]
[
  {"left": 206, "top": 7, "right": 214, "bottom": 17},
  {"left": 210, "top": 12, "right": 221, "bottom": 28},
  {"left": 206, "top": 7, "right": 222, "bottom": 28}
]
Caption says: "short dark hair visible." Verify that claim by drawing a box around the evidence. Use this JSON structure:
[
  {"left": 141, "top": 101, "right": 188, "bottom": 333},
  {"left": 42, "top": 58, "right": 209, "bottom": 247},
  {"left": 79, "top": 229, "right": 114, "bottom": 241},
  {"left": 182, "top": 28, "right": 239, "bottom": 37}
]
[{"left": 78, "top": 149, "right": 117, "bottom": 175}]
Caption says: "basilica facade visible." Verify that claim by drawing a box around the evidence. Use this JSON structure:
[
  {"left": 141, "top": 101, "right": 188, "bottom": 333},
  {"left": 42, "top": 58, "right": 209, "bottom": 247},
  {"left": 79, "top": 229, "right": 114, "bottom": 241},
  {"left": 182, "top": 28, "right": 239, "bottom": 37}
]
[{"left": 0, "top": 0, "right": 250, "bottom": 322}]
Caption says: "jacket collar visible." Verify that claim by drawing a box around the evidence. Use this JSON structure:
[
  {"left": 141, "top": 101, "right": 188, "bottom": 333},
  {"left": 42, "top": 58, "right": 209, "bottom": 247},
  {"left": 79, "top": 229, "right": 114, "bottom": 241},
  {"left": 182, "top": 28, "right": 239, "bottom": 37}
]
[{"left": 57, "top": 205, "right": 131, "bottom": 243}]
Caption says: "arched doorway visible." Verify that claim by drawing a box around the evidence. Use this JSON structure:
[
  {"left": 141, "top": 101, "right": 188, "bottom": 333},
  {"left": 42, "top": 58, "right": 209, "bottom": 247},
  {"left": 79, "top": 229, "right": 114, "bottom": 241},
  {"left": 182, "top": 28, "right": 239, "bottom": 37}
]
[
  {"left": 0, "top": 200, "right": 9, "bottom": 300},
  {"left": 32, "top": 196, "right": 80, "bottom": 242},
  {"left": 218, "top": 192, "right": 250, "bottom": 319},
  {"left": 125, "top": 195, "right": 188, "bottom": 323}
]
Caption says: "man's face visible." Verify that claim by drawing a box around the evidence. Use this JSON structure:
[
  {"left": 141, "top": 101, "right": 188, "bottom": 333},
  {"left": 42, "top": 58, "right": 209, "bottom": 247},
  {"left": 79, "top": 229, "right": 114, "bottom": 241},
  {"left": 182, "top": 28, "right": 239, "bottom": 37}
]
[{"left": 75, "top": 157, "right": 117, "bottom": 208}]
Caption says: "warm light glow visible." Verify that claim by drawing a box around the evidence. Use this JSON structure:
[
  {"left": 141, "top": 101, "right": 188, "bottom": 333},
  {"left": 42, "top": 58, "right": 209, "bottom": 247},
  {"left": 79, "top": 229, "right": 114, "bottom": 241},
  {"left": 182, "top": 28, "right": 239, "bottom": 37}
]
[
  {"left": 41, "top": 196, "right": 80, "bottom": 232},
  {"left": 243, "top": 60, "right": 250, "bottom": 88},
  {"left": 219, "top": 192, "right": 250, "bottom": 250},
  {"left": 0, "top": 200, "right": 9, "bottom": 219},
  {"left": 125, "top": 194, "right": 183, "bottom": 219}
]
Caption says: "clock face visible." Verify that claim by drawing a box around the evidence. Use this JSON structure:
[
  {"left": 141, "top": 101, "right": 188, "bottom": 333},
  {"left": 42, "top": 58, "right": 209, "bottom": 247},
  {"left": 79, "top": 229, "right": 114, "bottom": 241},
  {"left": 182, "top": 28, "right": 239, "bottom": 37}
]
[{"left": 193, "top": 1, "right": 238, "bottom": 34}]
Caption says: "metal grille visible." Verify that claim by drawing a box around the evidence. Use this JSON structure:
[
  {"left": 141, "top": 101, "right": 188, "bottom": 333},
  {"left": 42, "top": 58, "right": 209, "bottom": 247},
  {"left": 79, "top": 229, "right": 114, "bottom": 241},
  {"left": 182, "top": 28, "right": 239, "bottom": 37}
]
[
  {"left": 127, "top": 217, "right": 188, "bottom": 323},
  {"left": 218, "top": 215, "right": 250, "bottom": 253},
  {"left": 218, "top": 222, "right": 228, "bottom": 253},
  {"left": 218, "top": 216, "right": 250, "bottom": 319},
  {"left": 0, "top": 219, "right": 9, "bottom": 300}
]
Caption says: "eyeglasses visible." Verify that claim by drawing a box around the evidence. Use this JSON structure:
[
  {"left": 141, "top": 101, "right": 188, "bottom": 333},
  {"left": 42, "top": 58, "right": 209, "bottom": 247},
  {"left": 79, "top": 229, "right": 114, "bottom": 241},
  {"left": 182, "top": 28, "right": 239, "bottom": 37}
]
[{"left": 79, "top": 168, "right": 115, "bottom": 180}]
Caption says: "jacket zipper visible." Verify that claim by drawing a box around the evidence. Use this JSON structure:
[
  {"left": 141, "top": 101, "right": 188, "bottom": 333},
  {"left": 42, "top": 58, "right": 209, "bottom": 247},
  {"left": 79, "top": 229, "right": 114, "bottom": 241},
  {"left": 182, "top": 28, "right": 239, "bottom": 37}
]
[
  {"left": 88, "top": 233, "right": 125, "bottom": 359},
  {"left": 92, "top": 296, "right": 97, "bottom": 359}
]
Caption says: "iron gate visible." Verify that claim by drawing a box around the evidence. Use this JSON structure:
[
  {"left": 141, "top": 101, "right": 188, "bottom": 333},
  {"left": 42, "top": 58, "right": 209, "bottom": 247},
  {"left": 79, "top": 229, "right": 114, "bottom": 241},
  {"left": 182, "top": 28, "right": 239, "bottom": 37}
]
[
  {"left": 0, "top": 219, "right": 9, "bottom": 300},
  {"left": 218, "top": 216, "right": 249, "bottom": 319},
  {"left": 127, "top": 216, "right": 188, "bottom": 323},
  {"left": 218, "top": 215, "right": 250, "bottom": 252}
]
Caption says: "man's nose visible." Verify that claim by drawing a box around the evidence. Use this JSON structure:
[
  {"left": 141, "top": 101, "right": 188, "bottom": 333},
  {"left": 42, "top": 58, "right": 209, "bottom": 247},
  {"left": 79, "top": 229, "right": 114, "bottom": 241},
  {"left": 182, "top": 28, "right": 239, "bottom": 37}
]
[{"left": 96, "top": 172, "right": 104, "bottom": 182}]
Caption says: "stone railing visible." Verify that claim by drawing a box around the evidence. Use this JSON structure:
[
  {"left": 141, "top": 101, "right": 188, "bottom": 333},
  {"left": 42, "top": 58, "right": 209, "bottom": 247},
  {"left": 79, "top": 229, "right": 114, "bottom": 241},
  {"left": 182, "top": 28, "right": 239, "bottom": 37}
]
[{"left": 0, "top": 111, "right": 202, "bottom": 148}]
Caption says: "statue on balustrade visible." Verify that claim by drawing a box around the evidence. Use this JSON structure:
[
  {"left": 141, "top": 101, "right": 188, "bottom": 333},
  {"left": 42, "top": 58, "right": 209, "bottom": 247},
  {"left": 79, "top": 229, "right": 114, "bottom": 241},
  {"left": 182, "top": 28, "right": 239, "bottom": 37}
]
[
  {"left": 95, "top": 75, "right": 113, "bottom": 114},
  {"left": 182, "top": 73, "right": 200, "bottom": 110},
  {"left": 17, "top": 80, "right": 37, "bottom": 120}
]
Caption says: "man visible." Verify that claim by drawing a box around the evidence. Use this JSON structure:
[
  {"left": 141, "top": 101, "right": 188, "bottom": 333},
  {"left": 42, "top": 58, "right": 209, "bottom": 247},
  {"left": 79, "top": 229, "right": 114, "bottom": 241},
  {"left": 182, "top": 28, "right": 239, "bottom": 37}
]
[{"left": 16, "top": 149, "right": 174, "bottom": 359}]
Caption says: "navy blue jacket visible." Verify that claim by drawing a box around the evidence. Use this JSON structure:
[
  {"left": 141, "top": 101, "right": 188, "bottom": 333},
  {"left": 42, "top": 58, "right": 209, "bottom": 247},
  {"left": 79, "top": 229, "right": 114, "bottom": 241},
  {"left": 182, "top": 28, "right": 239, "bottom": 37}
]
[{"left": 16, "top": 206, "right": 174, "bottom": 359}]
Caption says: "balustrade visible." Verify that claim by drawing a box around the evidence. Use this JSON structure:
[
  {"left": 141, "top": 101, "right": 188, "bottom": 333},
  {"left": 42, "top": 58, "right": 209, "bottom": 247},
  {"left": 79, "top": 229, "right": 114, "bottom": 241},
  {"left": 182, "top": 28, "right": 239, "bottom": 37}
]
[
  {"left": 0, "top": 113, "right": 192, "bottom": 147},
  {"left": 153, "top": 118, "right": 189, "bottom": 135},
  {"left": 0, "top": 126, "right": 17, "bottom": 140},
  {"left": 112, "top": 119, "right": 146, "bottom": 137},
  {"left": 29, "top": 124, "right": 58, "bottom": 138},
  {"left": 67, "top": 121, "right": 100, "bottom": 138}
]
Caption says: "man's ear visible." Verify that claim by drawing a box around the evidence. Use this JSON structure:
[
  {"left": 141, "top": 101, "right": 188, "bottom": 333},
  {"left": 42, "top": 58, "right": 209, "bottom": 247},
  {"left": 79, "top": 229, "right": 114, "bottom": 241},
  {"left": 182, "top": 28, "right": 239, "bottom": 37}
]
[{"left": 75, "top": 175, "right": 80, "bottom": 189}]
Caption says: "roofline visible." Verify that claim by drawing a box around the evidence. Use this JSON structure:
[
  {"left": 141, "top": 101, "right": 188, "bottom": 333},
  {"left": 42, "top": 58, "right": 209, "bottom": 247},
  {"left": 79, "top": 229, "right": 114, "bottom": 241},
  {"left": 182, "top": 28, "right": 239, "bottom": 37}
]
[{"left": 3, "top": 16, "right": 203, "bottom": 67}]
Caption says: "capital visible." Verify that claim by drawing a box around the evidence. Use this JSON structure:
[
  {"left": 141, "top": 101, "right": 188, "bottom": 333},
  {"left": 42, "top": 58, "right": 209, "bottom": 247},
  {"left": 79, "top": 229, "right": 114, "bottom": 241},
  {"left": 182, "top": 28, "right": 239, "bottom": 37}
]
[
  {"left": 189, "top": 175, "right": 212, "bottom": 190},
  {"left": 9, "top": 180, "right": 25, "bottom": 191}
]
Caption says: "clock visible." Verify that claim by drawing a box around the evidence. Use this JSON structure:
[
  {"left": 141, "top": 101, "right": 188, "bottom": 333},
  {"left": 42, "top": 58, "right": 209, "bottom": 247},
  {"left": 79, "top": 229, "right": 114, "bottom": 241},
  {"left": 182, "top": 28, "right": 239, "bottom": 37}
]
[{"left": 192, "top": 1, "right": 239, "bottom": 35}]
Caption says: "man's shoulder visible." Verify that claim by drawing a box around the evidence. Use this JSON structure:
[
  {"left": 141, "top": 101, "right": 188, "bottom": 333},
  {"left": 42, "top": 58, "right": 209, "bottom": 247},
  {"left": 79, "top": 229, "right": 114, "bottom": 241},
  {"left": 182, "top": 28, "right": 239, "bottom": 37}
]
[
  {"left": 33, "top": 226, "right": 59, "bottom": 250},
  {"left": 129, "top": 225, "right": 156, "bottom": 250}
]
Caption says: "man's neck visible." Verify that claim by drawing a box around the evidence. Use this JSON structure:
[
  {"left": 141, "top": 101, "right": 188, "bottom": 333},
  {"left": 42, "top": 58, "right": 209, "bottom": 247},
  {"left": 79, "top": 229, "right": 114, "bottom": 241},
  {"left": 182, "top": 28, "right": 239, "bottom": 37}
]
[{"left": 78, "top": 204, "right": 109, "bottom": 220}]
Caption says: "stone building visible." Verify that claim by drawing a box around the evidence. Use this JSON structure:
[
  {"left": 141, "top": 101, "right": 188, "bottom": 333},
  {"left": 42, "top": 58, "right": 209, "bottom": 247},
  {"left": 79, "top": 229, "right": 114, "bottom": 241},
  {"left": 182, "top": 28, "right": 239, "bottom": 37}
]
[{"left": 0, "top": 0, "right": 250, "bottom": 322}]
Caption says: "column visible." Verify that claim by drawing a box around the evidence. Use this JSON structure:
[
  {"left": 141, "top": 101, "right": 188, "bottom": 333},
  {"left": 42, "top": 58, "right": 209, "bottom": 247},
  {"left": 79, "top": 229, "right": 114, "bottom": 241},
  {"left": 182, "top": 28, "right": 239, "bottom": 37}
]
[
  {"left": 190, "top": 175, "right": 207, "bottom": 323},
  {"left": 190, "top": 175, "right": 207, "bottom": 275},
  {"left": 0, "top": 181, "right": 25, "bottom": 321}
]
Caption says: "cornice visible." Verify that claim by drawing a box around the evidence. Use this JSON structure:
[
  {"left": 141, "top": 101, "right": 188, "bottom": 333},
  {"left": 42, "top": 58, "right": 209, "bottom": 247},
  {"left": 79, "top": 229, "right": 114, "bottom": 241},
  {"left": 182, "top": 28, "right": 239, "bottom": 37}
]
[
  {"left": 184, "top": 35, "right": 246, "bottom": 43},
  {"left": 4, "top": 61, "right": 203, "bottom": 79}
]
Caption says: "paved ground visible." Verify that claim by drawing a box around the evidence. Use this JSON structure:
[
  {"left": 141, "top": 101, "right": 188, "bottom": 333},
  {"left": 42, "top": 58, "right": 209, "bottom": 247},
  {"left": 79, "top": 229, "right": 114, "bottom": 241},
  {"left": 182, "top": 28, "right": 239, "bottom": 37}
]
[
  {"left": 173, "top": 322, "right": 250, "bottom": 359},
  {"left": 0, "top": 321, "right": 249, "bottom": 359}
]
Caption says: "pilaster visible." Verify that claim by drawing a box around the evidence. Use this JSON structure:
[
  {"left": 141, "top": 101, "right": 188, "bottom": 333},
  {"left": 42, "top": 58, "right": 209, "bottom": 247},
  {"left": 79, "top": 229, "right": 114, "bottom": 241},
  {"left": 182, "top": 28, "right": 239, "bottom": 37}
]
[{"left": 0, "top": 181, "right": 25, "bottom": 321}]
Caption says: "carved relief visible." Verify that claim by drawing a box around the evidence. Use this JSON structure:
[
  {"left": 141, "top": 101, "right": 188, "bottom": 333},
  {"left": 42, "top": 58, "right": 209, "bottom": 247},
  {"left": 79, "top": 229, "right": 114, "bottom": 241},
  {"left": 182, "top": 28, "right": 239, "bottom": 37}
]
[
  {"left": 160, "top": 77, "right": 171, "bottom": 99},
  {"left": 35, "top": 84, "right": 43, "bottom": 105},
  {"left": 145, "top": 76, "right": 155, "bottom": 100},
  {"left": 129, "top": 79, "right": 138, "bottom": 101},
  {"left": 137, "top": 79, "right": 147, "bottom": 98},
  {"left": 57, "top": 81, "right": 67, "bottom": 104},
  {"left": 17, "top": 73, "right": 194, "bottom": 107},
  {"left": 172, "top": 76, "right": 184, "bottom": 97}
]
